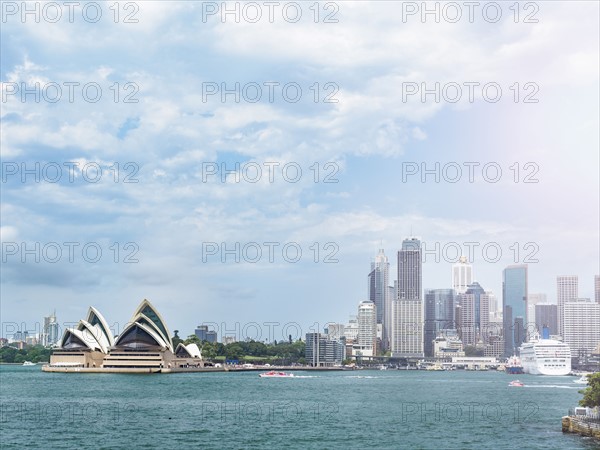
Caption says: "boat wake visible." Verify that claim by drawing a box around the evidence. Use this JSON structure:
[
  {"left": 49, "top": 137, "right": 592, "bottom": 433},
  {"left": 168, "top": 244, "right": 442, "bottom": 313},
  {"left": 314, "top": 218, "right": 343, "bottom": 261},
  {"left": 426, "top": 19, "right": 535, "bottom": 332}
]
[{"left": 524, "top": 385, "right": 580, "bottom": 389}]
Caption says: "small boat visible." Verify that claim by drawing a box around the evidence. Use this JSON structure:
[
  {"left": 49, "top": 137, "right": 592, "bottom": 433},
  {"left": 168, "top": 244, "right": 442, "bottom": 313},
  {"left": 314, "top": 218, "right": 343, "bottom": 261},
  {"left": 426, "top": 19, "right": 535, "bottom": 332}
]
[
  {"left": 259, "top": 371, "right": 294, "bottom": 378},
  {"left": 573, "top": 375, "right": 590, "bottom": 385},
  {"left": 509, "top": 380, "right": 524, "bottom": 387},
  {"left": 22, "top": 361, "right": 36, "bottom": 366}
]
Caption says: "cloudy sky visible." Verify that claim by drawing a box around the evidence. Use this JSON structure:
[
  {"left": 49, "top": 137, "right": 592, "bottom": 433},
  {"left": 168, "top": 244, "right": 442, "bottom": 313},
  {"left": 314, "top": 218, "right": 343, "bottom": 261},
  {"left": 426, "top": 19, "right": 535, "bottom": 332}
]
[{"left": 1, "top": 1, "right": 598, "bottom": 341}]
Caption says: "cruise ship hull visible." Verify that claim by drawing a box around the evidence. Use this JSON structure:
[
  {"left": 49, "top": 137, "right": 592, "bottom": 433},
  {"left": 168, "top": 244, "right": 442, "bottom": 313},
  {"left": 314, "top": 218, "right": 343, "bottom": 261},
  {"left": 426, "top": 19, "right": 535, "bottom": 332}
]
[{"left": 520, "top": 339, "right": 571, "bottom": 376}]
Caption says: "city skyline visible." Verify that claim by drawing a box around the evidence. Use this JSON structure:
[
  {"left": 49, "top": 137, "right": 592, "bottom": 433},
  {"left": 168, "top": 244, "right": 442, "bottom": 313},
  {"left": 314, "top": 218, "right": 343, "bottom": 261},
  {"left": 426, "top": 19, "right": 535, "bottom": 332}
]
[{"left": 3, "top": 247, "right": 599, "bottom": 343}]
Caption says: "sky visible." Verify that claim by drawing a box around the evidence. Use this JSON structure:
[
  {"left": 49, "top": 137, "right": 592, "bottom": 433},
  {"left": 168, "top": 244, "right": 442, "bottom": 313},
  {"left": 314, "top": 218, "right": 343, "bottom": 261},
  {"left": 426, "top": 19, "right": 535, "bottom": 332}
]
[{"left": 1, "top": 1, "right": 598, "bottom": 342}]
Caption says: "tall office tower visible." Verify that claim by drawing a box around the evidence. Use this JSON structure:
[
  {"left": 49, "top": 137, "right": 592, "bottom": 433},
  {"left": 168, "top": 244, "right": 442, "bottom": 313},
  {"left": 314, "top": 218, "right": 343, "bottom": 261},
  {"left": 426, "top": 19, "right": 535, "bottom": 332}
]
[
  {"left": 483, "top": 290, "right": 501, "bottom": 329},
  {"left": 595, "top": 275, "right": 600, "bottom": 304},
  {"left": 456, "top": 292, "right": 476, "bottom": 347},
  {"left": 42, "top": 312, "right": 59, "bottom": 347},
  {"left": 563, "top": 298, "right": 600, "bottom": 354},
  {"left": 390, "top": 299, "right": 424, "bottom": 357},
  {"left": 527, "top": 293, "right": 547, "bottom": 333},
  {"left": 385, "top": 285, "right": 395, "bottom": 350},
  {"left": 368, "top": 249, "right": 389, "bottom": 348},
  {"left": 452, "top": 256, "right": 473, "bottom": 294},
  {"left": 535, "top": 303, "right": 558, "bottom": 336},
  {"left": 355, "top": 301, "right": 377, "bottom": 357},
  {"left": 464, "top": 282, "right": 485, "bottom": 328},
  {"left": 503, "top": 265, "right": 528, "bottom": 356},
  {"left": 557, "top": 276, "right": 578, "bottom": 338},
  {"left": 391, "top": 237, "right": 424, "bottom": 357},
  {"left": 479, "top": 290, "right": 491, "bottom": 344},
  {"left": 424, "top": 289, "right": 455, "bottom": 357},
  {"left": 397, "top": 237, "right": 422, "bottom": 301}
]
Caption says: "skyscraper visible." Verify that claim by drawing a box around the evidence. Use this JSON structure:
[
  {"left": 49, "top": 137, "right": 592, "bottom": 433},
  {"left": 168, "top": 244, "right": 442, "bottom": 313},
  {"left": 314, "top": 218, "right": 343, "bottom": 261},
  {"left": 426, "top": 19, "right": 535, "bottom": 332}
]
[
  {"left": 355, "top": 301, "right": 377, "bottom": 357},
  {"left": 397, "top": 238, "right": 422, "bottom": 301},
  {"left": 391, "top": 237, "right": 423, "bottom": 357},
  {"left": 535, "top": 303, "right": 558, "bottom": 336},
  {"left": 527, "top": 293, "right": 547, "bottom": 333},
  {"left": 557, "top": 275, "right": 578, "bottom": 338},
  {"left": 452, "top": 256, "right": 473, "bottom": 294},
  {"left": 456, "top": 282, "right": 487, "bottom": 347},
  {"left": 424, "top": 289, "right": 455, "bottom": 357},
  {"left": 368, "top": 248, "right": 389, "bottom": 348},
  {"left": 503, "top": 265, "right": 528, "bottom": 356},
  {"left": 595, "top": 275, "right": 600, "bottom": 304},
  {"left": 464, "top": 282, "right": 485, "bottom": 328},
  {"left": 563, "top": 298, "right": 600, "bottom": 354},
  {"left": 42, "top": 311, "right": 59, "bottom": 347}
]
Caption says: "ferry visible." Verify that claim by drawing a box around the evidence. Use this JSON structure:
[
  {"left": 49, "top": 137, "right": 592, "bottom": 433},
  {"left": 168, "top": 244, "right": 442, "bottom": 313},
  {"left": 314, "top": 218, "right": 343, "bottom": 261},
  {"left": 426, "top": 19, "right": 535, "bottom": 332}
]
[
  {"left": 259, "top": 371, "right": 295, "bottom": 378},
  {"left": 519, "top": 334, "right": 571, "bottom": 376},
  {"left": 505, "top": 355, "right": 524, "bottom": 374}
]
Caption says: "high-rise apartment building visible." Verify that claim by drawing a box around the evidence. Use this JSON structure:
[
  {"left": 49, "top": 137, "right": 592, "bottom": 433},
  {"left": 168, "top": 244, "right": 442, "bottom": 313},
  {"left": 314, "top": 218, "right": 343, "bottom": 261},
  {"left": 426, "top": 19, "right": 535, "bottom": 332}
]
[{"left": 354, "top": 301, "right": 377, "bottom": 357}]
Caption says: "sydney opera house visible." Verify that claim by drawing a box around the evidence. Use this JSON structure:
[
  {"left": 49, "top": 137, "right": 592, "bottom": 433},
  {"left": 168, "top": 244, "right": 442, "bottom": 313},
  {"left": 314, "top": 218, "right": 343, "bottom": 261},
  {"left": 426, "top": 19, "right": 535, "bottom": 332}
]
[{"left": 43, "top": 299, "right": 205, "bottom": 373}]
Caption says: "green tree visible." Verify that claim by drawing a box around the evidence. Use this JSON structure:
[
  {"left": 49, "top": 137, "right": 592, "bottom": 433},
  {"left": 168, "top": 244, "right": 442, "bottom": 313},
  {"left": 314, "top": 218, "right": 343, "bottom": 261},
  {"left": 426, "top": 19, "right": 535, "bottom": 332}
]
[
  {"left": 464, "top": 346, "right": 484, "bottom": 357},
  {"left": 184, "top": 334, "right": 202, "bottom": 345},
  {"left": 579, "top": 373, "right": 600, "bottom": 408}
]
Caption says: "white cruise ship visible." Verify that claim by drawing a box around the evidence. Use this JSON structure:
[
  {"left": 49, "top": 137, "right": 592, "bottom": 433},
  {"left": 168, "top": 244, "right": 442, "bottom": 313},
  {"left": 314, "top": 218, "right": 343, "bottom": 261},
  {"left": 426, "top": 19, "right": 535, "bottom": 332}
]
[{"left": 519, "top": 335, "right": 571, "bottom": 376}]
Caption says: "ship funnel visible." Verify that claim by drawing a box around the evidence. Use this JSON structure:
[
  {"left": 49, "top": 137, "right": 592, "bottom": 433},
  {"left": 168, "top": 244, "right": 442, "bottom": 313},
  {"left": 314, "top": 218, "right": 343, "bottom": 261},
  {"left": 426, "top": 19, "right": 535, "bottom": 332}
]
[{"left": 542, "top": 326, "right": 550, "bottom": 339}]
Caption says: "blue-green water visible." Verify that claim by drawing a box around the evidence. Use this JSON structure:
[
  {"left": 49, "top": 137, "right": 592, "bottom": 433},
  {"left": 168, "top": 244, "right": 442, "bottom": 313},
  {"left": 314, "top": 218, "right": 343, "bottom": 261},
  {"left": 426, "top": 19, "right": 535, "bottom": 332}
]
[{"left": 1, "top": 366, "right": 598, "bottom": 449}]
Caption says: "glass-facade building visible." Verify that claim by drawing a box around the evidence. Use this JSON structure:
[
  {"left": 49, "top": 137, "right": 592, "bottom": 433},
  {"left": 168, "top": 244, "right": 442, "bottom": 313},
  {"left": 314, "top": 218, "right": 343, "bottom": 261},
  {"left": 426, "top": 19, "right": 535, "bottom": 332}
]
[
  {"left": 503, "top": 265, "right": 528, "bottom": 356},
  {"left": 424, "top": 289, "right": 455, "bottom": 357}
]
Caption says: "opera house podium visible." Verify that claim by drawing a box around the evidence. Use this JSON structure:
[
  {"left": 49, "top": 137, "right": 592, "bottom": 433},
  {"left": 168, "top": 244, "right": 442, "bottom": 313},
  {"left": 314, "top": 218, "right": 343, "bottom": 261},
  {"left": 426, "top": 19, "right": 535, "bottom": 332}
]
[{"left": 43, "top": 299, "right": 205, "bottom": 373}]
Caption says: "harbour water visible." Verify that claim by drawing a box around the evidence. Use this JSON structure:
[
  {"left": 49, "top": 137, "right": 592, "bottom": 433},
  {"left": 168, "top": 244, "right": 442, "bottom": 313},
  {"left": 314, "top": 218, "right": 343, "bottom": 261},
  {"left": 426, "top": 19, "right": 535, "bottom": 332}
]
[{"left": 1, "top": 365, "right": 597, "bottom": 449}]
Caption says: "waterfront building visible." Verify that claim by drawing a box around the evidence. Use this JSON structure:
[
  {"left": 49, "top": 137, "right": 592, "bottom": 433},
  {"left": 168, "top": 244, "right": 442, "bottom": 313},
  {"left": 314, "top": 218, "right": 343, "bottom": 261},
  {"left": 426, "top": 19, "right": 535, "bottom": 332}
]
[
  {"left": 305, "top": 333, "right": 345, "bottom": 366},
  {"left": 535, "top": 303, "right": 558, "bottom": 336},
  {"left": 354, "top": 301, "right": 377, "bottom": 357},
  {"left": 424, "top": 289, "right": 455, "bottom": 357},
  {"left": 557, "top": 275, "right": 578, "bottom": 338},
  {"left": 433, "top": 334, "right": 464, "bottom": 359},
  {"left": 503, "top": 265, "right": 528, "bottom": 356},
  {"left": 45, "top": 300, "right": 203, "bottom": 372},
  {"left": 484, "top": 335, "right": 504, "bottom": 358},
  {"left": 452, "top": 256, "right": 473, "bottom": 294},
  {"left": 194, "top": 325, "right": 217, "bottom": 343},
  {"left": 563, "top": 298, "right": 600, "bottom": 355}
]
